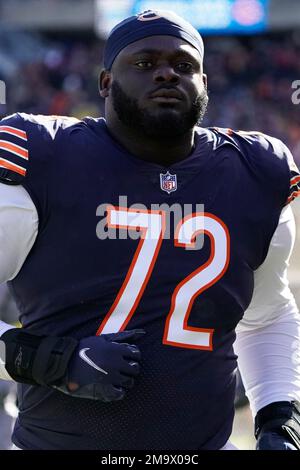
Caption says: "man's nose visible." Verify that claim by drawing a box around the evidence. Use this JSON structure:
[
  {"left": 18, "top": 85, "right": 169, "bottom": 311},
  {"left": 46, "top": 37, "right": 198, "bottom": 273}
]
[{"left": 153, "top": 64, "right": 180, "bottom": 84}]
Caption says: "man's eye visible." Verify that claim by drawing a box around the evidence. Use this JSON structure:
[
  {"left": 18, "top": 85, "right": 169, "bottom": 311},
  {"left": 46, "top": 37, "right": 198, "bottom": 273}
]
[
  {"left": 135, "top": 61, "right": 153, "bottom": 69},
  {"left": 176, "top": 63, "right": 193, "bottom": 72}
]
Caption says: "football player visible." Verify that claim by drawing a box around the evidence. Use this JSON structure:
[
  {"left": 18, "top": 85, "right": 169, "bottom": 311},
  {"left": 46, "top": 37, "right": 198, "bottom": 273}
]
[{"left": 0, "top": 10, "right": 299, "bottom": 450}]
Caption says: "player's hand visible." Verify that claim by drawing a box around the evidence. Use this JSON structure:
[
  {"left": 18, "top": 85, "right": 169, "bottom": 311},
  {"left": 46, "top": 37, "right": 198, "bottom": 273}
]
[
  {"left": 54, "top": 329, "right": 145, "bottom": 402},
  {"left": 2, "top": 327, "right": 144, "bottom": 403},
  {"left": 255, "top": 401, "right": 300, "bottom": 451}
]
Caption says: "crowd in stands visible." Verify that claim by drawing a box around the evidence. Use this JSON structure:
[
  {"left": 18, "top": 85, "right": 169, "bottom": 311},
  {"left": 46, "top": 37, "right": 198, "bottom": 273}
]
[{"left": 1, "top": 31, "right": 300, "bottom": 164}]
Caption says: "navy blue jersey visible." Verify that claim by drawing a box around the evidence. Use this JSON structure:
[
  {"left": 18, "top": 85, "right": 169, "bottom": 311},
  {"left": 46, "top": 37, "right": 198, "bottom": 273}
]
[{"left": 0, "top": 113, "right": 299, "bottom": 450}]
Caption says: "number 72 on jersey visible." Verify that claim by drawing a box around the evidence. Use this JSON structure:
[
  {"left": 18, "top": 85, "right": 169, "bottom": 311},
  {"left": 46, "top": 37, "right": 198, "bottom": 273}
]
[{"left": 97, "top": 206, "right": 230, "bottom": 350}]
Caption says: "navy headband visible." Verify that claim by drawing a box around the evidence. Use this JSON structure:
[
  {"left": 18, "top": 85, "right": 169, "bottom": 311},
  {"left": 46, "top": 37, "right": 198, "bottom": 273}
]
[{"left": 103, "top": 10, "right": 204, "bottom": 70}]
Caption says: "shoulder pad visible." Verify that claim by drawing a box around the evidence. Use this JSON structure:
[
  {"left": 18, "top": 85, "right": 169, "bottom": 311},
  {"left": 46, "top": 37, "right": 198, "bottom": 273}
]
[
  {"left": 0, "top": 113, "right": 82, "bottom": 184},
  {"left": 211, "top": 128, "right": 300, "bottom": 205},
  {"left": 18, "top": 113, "right": 80, "bottom": 140}
]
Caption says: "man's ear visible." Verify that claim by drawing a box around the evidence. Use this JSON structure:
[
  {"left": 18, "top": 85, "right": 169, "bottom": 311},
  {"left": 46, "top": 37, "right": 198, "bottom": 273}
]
[
  {"left": 202, "top": 73, "right": 208, "bottom": 89},
  {"left": 99, "top": 70, "right": 112, "bottom": 98}
]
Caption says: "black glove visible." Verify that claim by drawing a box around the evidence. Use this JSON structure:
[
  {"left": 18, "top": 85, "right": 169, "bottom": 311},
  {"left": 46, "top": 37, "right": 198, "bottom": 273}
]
[
  {"left": 54, "top": 330, "right": 144, "bottom": 401},
  {"left": 1, "top": 328, "right": 144, "bottom": 402},
  {"left": 255, "top": 401, "right": 300, "bottom": 450}
]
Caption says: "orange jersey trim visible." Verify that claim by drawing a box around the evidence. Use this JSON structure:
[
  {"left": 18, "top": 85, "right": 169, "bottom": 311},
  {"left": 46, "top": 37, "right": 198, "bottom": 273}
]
[
  {"left": 0, "top": 126, "right": 27, "bottom": 141},
  {"left": 0, "top": 140, "right": 28, "bottom": 160},
  {"left": 0, "top": 158, "right": 26, "bottom": 176}
]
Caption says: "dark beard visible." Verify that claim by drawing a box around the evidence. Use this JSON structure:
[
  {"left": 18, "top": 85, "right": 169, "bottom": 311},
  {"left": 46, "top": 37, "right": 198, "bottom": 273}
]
[{"left": 111, "top": 80, "right": 209, "bottom": 140}]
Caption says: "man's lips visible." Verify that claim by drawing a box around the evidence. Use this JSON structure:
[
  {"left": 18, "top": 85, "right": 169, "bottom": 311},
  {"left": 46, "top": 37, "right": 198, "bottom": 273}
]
[
  {"left": 151, "top": 96, "right": 181, "bottom": 103},
  {"left": 151, "top": 89, "right": 182, "bottom": 99},
  {"left": 149, "top": 88, "right": 183, "bottom": 103}
]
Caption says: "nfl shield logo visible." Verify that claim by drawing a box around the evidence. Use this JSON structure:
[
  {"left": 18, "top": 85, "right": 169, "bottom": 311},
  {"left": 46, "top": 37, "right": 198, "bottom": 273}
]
[{"left": 160, "top": 171, "right": 177, "bottom": 194}]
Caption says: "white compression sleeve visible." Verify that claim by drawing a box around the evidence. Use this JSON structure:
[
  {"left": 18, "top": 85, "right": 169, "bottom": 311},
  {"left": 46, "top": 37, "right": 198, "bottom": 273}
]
[
  {"left": 235, "top": 205, "right": 300, "bottom": 415},
  {"left": 235, "top": 309, "right": 300, "bottom": 416},
  {"left": 0, "top": 183, "right": 38, "bottom": 283}
]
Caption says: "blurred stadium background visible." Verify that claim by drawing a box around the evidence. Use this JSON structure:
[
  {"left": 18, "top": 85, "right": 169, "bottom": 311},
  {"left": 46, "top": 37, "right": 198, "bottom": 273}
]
[{"left": 0, "top": 0, "right": 299, "bottom": 450}]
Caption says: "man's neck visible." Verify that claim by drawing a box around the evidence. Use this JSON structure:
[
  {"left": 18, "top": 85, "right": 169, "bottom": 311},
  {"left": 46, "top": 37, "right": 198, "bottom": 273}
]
[{"left": 105, "top": 119, "right": 196, "bottom": 167}]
